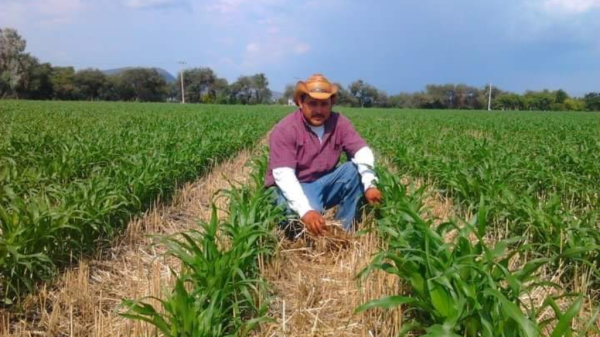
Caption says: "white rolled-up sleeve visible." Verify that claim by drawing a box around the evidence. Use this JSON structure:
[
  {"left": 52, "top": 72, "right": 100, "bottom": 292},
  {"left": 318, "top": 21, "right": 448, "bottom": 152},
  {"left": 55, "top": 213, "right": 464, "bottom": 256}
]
[
  {"left": 352, "top": 146, "right": 378, "bottom": 191},
  {"left": 273, "top": 167, "right": 313, "bottom": 217}
]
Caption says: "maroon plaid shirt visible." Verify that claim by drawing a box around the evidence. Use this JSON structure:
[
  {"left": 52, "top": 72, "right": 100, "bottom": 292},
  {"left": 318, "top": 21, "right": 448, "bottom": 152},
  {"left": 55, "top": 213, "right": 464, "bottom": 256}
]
[{"left": 265, "top": 109, "right": 368, "bottom": 187}]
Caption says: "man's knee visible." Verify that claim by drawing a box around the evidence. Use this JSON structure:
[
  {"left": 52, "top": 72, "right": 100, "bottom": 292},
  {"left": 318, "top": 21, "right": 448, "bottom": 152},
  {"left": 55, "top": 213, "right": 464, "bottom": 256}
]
[
  {"left": 339, "top": 162, "right": 362, "bottom": 191},
  {"left": 337, "top": 162, "right": 359, "bottom": 181}
]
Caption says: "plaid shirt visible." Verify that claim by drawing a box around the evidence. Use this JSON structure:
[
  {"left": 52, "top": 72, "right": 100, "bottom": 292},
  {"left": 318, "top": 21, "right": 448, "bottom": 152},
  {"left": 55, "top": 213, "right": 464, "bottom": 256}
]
[{"left": 265, "top": 109, "right": 367, "bottom": 187}]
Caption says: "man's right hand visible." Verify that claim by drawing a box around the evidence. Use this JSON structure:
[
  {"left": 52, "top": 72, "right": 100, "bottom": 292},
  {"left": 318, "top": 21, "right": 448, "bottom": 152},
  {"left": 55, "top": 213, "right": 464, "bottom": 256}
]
[{"left": 301, "top": 210, "right": 326, "bottom": 236}]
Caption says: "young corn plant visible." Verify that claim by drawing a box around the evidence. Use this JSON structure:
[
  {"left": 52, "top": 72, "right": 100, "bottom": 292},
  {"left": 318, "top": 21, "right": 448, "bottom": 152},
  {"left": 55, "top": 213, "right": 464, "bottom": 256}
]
[
  {"left": 357, "top": 169, "right": 599, "bottom": 337},
  {"left": 121, "top": 156, "right": 284, "bottom": 337}
]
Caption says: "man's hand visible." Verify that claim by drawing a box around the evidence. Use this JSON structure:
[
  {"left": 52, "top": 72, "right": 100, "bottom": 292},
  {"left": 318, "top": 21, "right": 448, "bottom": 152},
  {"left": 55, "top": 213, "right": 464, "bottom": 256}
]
[
  {"left": 365, "top": 187, "right": 383, "bottom": 205},
  {"left": 301, "top": 210, "right": 326, "bottom": 236}
]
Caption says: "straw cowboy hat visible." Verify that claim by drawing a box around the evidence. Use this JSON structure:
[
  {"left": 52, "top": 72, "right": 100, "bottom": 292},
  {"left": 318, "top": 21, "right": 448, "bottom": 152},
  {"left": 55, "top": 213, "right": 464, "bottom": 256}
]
[{"left": 294, "top": 74, "right": 339, "bottom": 106}]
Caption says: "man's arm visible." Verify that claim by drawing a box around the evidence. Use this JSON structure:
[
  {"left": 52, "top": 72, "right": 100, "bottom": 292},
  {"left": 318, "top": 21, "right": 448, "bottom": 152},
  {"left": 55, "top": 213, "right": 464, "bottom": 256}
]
[
  {"left": 269, "top": 126, "right": 326, "bottom": 234},
  {"left": 340, "top": 116, "right": 383, "bottom": 204},
  {"left": 351, "top": 146, "right": 378, "bottom": 191},
  {"left": 273, "top": 167, "right": 313, "bottom": 217},
  {"left": 273, "top": 167, "right": 326, "bottom": 235}
]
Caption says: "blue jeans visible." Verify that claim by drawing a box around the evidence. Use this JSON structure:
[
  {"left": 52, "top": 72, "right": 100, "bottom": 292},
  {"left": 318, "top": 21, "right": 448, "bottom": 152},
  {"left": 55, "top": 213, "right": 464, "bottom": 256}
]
[{"left": 275, "top": 162, "right": 364, "bottom": 231}]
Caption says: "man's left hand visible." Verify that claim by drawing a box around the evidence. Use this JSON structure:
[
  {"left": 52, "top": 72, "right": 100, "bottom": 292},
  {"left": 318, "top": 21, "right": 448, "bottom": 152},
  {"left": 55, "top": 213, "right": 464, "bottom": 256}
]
[{"left": 365, "top": 187, "right": 383, "bottom": 205}]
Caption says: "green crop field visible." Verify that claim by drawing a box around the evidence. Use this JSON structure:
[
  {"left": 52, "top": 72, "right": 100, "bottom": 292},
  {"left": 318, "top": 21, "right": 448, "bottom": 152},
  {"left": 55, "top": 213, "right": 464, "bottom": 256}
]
[
  {"left": 346, "top": 109, "right": 600, "bottom": 336},
  {"left": 1, "top": 101, "right": 599, "bottom": 336},
  {"left": 0, "top": 101, "right": 288, "bottom": 304},
  {"left": 350, "top": 109, "right": 600, "bottom": 278}
]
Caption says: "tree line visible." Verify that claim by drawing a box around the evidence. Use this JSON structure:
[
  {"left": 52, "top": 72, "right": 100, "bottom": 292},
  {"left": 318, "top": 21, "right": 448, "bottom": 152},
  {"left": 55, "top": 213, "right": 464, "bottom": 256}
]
[
  {"left": 2, "top": 27, "right": 599, "bottom": 111},
  {"left": 278, "top": 81, "right": 600, "bottom": 111},
  {"left": 0, "top": 28, "right": 272, "bottom": 104}
]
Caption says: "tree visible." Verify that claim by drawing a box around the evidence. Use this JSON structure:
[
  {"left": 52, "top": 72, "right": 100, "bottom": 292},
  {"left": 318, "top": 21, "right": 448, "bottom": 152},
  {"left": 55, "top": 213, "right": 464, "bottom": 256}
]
[
  {"left": 477, "top": 85, "right": 503, "bottom": 110},
  {"left": 413, "top": 92, "right": 435, "bottom": 108},
  {"left": 251, "top": 73, "right": 272, "bottom": 104},
  {"left": 211, "top": 77, "right": 230, "bottom": 104},
  {"left": 117, "top": 68, "right": 167, "bottom": 102},
  {"left": 389, "top": 93, "right": 416, "bottom": 108},
  {"left": 494, "top": 94, "right": 526, "bottom": 110},
  {"left": 74, "top": 69, "right": 107, "bottom": 101},
  {"left": 180, "top": 67, "right": 216, "bottom": 103},
  {"left": 425, "top": 84, "right": 455, "bottom": 109},
  {"left": 277, "top": 83, "right": 295, "bottom": 105},
  {"left": 374, "top": 89, "right": 389, "bottom": 108},
  {"left": 20, "top": 60, "right": 53, "bottom": 99},
  {"left": 5, "top": 53, "right": 46, "bottom": 99},
  {"left": 555, "top": 89, "right": 569, "bottom": 104},
  {"left": 333, "top": 83, "right": 358, "bottom": 107},
  {"left": 166, "top": 81, "right": 179, "bottom": 102},
  {"left": 50, "top": 66, "right": 77, "bottom": 100},
  {"left": 349, "top": 80, "right": 378, "bottom": 107},
  {"left": 0, "top": 28, "right": 28, "bottom": 98},
  {"left": 564, "top": 98, "right": 586, "bottom": 111},
  {"left": 99, "top": 75, "right": 121, "bottom": 101},
  {"left": 230, "top": 76, "right": 253, "bottom": 104},
  {"left": 454, "top": 84, "right": 481, "bottom": 109},
  {"left": 583, "top": 93, "right": 600, "bottom": 111},
  {"left": 524, "top": 90, "right": 555, "bottom": 111}
]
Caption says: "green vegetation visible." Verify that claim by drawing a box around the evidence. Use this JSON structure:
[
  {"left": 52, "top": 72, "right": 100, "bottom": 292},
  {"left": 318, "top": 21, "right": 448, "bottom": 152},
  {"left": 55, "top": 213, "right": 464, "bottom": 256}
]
[
  {"left": 2, "top": 101, "right": 599, "bottom": 335},
  {"left": 351, "top": 109, "right": 600, "bottom": 287},
  {"left": 347, "top": 108, "right": 600, "bottom": 335},
  {"left": 0, "top": 100, "right": 287, "bottom": 305},
  {"left": 121, "top": 156, "right": 284, "bottom": 336},
  {"left": 358, "top": 170, "right": 598, "bottom": 336}
]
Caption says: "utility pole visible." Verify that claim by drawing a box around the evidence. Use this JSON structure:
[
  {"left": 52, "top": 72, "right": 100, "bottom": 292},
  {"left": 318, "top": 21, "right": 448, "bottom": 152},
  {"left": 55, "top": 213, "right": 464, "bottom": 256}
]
[
  {"left": 487, "top": 82, "right": 492, "bottom": 111},
  {"left": 178, "top": 61, "right": 187, "bottom": 104}
]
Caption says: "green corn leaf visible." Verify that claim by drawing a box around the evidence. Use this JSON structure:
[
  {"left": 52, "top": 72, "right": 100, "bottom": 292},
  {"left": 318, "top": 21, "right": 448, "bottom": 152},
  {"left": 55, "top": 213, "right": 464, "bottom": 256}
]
[
  {"left": 484, "top": 289, "right": 538, "bottom": 337},
  {"left": 550, "top": 296, "right": 583, "bottom": 337},
  {"left": 355, "top": 295, "right": 416, "bottom": 313}
]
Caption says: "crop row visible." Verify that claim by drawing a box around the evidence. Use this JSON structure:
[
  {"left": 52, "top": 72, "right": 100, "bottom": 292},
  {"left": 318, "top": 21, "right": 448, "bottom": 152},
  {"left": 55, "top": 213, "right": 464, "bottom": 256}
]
[
  {"left": 358, "top": 169, "right": 598, "bottom": 336},
  {"left": 122, "top": 156, "right": 283, "bottom": 336},
  {"left": 345, "top": 109, "right": 600, "bottom": 335},
  {"left": 0, "top": 101, "right": 287, "bottom": 305},
  {"left": 348, "top": 109, "right": 600, "bottom": 294}
]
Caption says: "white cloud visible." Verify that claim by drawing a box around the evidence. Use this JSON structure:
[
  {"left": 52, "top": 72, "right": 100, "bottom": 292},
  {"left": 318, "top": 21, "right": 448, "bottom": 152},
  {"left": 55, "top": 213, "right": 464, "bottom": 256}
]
[
  {"left": 504, "top": 0, "right": 600, "bottom": 56},
  {"left": 543, "top": 0, "right": 600, "bottom": 14},
  {"left": 191, "top": 0, "right": 328, "bottom": 71},
  {"left": 267, "top": 26, "right": 281, "bottom": 34},
  {"left": 0, "top": 0, "right": 86, "bottom": 27},
  {"left": 218, "top": 36, "right": 236, "bottom": 45},
  {"left": 123, "top": 0, "right": 190, "bottom": 10},
  {"left": 207, "top": 0, "right": 285, "bottom": 14},
  {"left": 293, "top": 42, "right": 310, "bottom": 54},
  {"left": 239, "top": 37, "right": 311, "bottom": 70},
  {"left": 246, "top": 43, "right": 260, "bottom": 52},
  {"left": 35, "top": 0, "right": 84, "bottom": 16},
  {"left": 257, "top": 18, "right": 274, "bottom": 25}
]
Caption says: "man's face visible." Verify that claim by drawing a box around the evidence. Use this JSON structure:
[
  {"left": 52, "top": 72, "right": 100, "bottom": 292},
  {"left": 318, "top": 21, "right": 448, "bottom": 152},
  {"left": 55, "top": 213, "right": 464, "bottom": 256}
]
[{"left": 300, "top": 96, "right": 332, "bottom": 127}]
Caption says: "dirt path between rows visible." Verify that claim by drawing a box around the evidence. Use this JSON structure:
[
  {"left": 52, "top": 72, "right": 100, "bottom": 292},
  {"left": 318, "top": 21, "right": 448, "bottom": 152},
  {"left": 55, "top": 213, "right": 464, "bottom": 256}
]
[{"left": 2, "top": 139, "right": 266, "bottom": 337}]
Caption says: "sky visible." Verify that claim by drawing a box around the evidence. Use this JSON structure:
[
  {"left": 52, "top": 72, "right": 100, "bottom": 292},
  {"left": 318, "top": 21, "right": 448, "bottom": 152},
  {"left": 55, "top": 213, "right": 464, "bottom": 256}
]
[{"left": 1, "top": 0, "right": 599, "bottom": 96}]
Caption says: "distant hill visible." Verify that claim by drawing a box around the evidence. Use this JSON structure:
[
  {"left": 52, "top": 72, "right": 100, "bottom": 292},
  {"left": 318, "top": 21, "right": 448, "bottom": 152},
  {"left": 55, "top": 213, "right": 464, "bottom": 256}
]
[
  {"left": 271, "top": 90, "right": 283, "bottom": 101},
  {"left": 102, "top": 67, "right": 176, "bottom": 83}
]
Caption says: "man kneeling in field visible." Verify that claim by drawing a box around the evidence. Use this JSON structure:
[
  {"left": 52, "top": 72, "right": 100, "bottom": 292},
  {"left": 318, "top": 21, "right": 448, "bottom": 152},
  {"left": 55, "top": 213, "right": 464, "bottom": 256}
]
[{"left": 265, "top": 74, "right": 383, "bottom": 239}]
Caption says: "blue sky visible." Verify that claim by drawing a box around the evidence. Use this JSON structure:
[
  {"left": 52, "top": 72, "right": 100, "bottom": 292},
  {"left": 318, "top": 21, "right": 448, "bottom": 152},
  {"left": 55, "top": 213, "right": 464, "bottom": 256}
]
[{"left": 1, "top": 0, "right": 599, "bottom": 96}]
